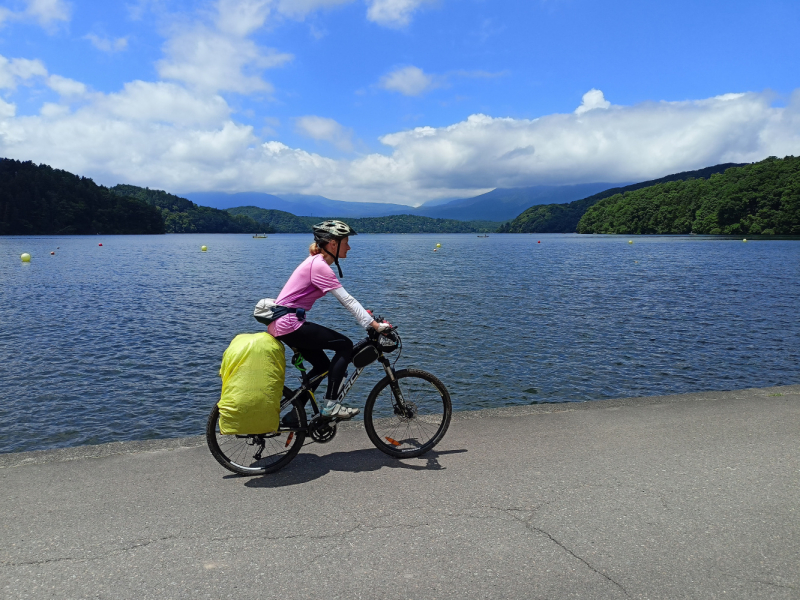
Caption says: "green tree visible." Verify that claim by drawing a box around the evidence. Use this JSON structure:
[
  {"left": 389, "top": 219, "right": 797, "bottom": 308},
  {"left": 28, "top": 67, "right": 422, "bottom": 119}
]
[{"left": 577, "top": 156, "right": 800, "bottom": 235}]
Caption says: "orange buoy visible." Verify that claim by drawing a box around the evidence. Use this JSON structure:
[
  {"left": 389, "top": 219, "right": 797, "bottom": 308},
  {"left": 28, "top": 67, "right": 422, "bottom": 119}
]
[{"left": 98, "top": 243, "right": 103, "bottom": 246}]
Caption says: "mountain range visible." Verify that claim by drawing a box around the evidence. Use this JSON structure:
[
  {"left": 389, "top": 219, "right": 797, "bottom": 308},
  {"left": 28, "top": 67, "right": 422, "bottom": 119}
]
[{"left": 185, "top": 182, "right": 620, "bottom": 223}]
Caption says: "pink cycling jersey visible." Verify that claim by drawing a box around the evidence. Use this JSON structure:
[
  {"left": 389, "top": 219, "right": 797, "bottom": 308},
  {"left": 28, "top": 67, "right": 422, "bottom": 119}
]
[{"left": 268, "top": 254, "right": 342, "bottom": 337}]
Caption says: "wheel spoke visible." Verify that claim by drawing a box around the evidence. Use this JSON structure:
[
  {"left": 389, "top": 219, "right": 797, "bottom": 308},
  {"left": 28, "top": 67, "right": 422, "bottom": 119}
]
[
  {"left": 206, "top": 401, "right": 306, "bottom": 475},
  {"left": 364, "top": 369, "right": 451, "bottom": 457}
]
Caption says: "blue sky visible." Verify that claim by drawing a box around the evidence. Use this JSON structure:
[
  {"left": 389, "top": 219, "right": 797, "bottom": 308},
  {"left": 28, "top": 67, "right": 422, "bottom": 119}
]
[{"left": 1, "top": 0, "right": 798, "bottom": 204}]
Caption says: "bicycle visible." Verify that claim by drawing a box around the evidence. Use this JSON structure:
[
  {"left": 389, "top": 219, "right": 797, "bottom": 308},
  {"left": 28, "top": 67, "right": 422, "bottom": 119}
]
[{"left": 206, "top": 320, "right": 452, "bottom": 476}]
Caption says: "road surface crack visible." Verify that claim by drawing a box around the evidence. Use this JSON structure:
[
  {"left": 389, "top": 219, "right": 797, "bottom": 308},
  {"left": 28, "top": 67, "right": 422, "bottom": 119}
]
[
  {"left": 2, "top": 534, "right": 180, "bottom": 567},
  {"left": 502, "top": 509, "right": 630, "bottom": 598}
]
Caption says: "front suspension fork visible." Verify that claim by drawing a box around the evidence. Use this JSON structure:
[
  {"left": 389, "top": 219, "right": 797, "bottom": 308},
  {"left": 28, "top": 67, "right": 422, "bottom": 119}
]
[{"left": 380, "top": 358, "right": 407, "bottom": 409}]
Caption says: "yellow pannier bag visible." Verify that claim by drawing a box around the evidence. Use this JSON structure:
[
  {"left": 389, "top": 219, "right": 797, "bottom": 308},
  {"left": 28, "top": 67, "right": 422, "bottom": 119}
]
[{"left": 217, "top": 332, "right": 285, "bottom": 435}]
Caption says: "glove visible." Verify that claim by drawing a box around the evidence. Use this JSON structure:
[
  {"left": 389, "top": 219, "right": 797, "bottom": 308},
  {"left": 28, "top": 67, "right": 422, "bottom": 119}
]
[{"left": 376, "top": 322, "right": 393, "bottom": 332}]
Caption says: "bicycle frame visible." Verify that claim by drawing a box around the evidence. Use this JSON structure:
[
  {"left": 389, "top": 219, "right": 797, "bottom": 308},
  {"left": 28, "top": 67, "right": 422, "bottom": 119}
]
[{"left": 279, "top": 343, "right": 406, "bottom": 426}]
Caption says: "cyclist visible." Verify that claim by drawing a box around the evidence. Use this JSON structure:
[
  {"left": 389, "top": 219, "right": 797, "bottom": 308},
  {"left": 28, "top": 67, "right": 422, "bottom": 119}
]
[{"left": 268, "top": 220, "right": 391, "bottom": 419}]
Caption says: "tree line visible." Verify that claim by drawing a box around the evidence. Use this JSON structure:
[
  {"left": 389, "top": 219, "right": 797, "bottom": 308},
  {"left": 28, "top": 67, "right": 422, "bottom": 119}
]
[
  {"left": 110, "top": 185, "right": 269, "bottom": 234},
  {"left": 0, "top": 159, "right": 165, "bottom": 235},
  {"left": 498, "top": 163, "right": 745, "bottom": 234},
  {"left": 577, "top": 156, "right": 799, "bottom": 235},
  {"left": 227, "top": 206, "right": 498, "bottom": 233}
]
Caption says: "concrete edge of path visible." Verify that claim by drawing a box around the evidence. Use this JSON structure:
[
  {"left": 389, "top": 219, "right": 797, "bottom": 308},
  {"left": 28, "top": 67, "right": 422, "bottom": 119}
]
[{"left": 3, "top": 383, "right": 798, "bottom": 470}]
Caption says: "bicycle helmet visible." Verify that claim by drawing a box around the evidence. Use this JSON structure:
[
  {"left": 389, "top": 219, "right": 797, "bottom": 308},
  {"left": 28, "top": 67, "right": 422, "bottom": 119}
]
[{"left": 312, "top": 220, "right": 357, "bottom": 277}]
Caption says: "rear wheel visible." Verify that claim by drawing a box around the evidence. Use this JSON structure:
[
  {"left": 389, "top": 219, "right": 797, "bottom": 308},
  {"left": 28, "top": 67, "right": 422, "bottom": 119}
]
[
  {"left": 364, "top": 368, "right": 452, "bottom": 458},
  {"left": 206, "top": 400, "right": 306, "bottom": 476}
]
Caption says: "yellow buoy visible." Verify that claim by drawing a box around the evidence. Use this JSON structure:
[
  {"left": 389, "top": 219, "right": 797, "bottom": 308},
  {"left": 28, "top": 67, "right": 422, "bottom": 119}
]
[
  {"left": 742, "top": 239, "right": 747, "bottom": 242},
  {"left": 628, "top": 240, "right": 633, "bottom": 244},
  {"left": 201, "top": 245, "right": 208, "bottom": 252},
  {"left": 435, "top": 243, "right": 441, "bottom": 248},
  {"left": 21, "top": 252, "right": 31, "bottom": 262}
]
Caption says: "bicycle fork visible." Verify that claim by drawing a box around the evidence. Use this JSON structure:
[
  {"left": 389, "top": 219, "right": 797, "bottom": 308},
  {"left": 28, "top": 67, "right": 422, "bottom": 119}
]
[{"left": 379, "top": 357, "right": 412, "bottom": 418}]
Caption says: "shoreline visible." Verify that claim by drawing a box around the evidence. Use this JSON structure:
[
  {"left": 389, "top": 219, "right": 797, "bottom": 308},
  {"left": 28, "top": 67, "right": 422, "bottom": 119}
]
[{"left": 3, "top": 383, "right": 797, "bottom": 469}]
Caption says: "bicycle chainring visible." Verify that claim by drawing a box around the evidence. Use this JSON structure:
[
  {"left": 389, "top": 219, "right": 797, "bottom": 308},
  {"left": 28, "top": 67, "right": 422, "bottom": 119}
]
[{"left": 309, "top": 420, "right": 338, "bottom": 443}]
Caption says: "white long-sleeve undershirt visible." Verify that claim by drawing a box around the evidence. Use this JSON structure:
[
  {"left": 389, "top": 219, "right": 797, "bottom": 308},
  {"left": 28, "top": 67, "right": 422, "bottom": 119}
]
[{"left": 330, "top": 287, "right": 374, "bottom": 329}]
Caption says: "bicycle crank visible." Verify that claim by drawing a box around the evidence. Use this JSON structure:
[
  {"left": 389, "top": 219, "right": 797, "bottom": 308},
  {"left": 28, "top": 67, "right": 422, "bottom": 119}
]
[{"left": 309, "top": 418, "right": 338, "bottom": 443}]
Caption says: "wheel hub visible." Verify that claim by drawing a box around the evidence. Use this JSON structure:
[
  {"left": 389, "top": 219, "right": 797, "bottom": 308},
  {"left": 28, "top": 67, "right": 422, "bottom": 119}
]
[{"left": 395, "top": 401, "right": 417, "bottom": 422}]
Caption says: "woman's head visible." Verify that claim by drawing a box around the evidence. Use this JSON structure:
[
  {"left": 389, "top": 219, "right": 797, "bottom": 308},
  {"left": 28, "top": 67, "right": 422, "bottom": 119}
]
[{"left": 310, "top": 220, "right": 357, "bottom": 276}]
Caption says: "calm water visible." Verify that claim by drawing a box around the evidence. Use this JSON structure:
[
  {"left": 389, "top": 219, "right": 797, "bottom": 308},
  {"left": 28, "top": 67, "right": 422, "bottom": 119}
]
[{"left": 1, "top": 233, "right": 799, "bottom": 454}]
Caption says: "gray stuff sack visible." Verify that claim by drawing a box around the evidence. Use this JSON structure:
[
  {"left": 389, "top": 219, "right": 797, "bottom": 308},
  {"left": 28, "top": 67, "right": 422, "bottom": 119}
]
[{"left": 253, "top": 298, "right": 305, "bottom": 326}]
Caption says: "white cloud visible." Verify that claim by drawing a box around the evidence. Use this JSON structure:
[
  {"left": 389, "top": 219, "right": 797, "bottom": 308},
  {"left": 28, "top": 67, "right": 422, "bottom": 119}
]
[
  {"left": 156, "top": 0, "right": 292, "bottom": 94},
  {"left": 295, "top": 115, "right": 354, "bottom": 151},
  {"left": 95, "top": 81, "right": 231, "bottom": 126},
  {"left": 276, "top": 0, "right": 354, "bottom": 19},
  {"left": 2, "top": 69, "right": 799, "bottom": 205},
  {"left": 215, "top": 0, "right": 271, "bottom": 37},
  {"left": 366, "top": 0, "right": 428, "bottom": 28},
  {"left": 575, "top": 88, "right": 611, "bottom": 115},
  {"left": 46, "top": 74, "right": 87, "bottom": 97},
  {"left": 0, "top": 56, "right": 48, "bottom": 89},
  {"left": 0, "top": 98, "right": 15, "bottom": 118},
  {"left": 25, "top": 0, "right": 70, "bottom": 26},
  {"left": 380, "top": 65, "right": 437, "bottom": 96},
  {"left": 84, "top": 34, "right": 129, "bottom": 53},
  {"left": 0, "top": 0, "right": 70, "bottom": 29}
]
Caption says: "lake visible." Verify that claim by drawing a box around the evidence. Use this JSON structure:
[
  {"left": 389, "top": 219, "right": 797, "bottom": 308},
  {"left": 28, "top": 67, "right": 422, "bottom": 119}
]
[{"left": 1, "top": 233, "right": 799, "bottom": 454}]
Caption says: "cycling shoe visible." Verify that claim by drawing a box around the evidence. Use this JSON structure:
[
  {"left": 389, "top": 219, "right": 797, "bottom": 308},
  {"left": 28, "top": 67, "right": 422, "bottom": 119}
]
[{"left": 320, "top": 403, "right": 359, "bottom": 420}]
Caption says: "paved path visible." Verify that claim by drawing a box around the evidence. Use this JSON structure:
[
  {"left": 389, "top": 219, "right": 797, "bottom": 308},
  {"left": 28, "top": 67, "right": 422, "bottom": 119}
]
[{"left": 2, "top": 385, "right": 799, "bottom": 600}]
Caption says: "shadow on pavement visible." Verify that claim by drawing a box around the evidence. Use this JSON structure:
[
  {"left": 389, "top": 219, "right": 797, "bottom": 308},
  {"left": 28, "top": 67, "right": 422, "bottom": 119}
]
[{"left": 241, "top": 447, "right": 468, "bottom": 488}]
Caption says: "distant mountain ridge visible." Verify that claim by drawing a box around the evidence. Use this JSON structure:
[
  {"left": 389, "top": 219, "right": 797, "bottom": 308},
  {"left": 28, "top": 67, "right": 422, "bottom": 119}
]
[
  {"left": 185, "top": 182, "right": 622, "bottom": 222},
  {"left": 185, "top": 191, "right": 415, "bottom": 218},
  {"left": 413, "top": 183, "right": 620, "bottom": 221}
]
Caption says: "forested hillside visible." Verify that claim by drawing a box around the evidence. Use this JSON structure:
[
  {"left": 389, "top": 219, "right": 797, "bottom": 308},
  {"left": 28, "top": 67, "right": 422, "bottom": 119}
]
[
  {"left": 227, "top": 206, "right": 499, "bottom": 233},
  {"left": 577, "top": 156, "right": 800, "bottom": 235},
  {"left": 0, "top": 159, "right": 164, "bottom": 235},
  {"left": 498, "top": 163, "right": 745, "bottom": 233},
  {"left": 111, "top": 185, "right": 268, "bottom": 234}
]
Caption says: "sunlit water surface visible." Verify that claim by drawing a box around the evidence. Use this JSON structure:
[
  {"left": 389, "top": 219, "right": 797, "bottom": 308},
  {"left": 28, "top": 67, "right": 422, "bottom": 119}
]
[{"left": 1, "top": 233, "right": 798, "bottom": 453}]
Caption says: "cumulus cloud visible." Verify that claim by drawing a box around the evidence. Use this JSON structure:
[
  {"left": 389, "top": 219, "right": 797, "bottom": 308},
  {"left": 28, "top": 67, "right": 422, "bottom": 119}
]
[
  {"left": 2, "top": 71, "right": 799, "bottom": 204},
  {"left": 46, "top": 74, "right": 87, "bottom": 97},
  {"left": 366, "top": 0, "right": 429, "bottom": 28},
  {"left": 85, "top": 34, "right": 129, "bottom": 53},
  {"left": 156, "top": 0, "right": 292, "bottom": 94},
  {"left": 25, "top": 0, "right": 70, "bottom": 26},
  {"left": 295, "top": 115, "right": 354, "bottom": 151},
  {"left": 0, "top": 0, "right": 70, "bottom": 29},
  {"left": 379, "top": 65, "right": 437, "bottom": 96},
  {"left": 0, "top": 56, "right": 48, "bottom": 89},
  {"left": 275, "top": 0, "right": 354, "bottom": 19},
  {"left": 575, "top": 88, "right": 611, "bottom": 115},
  {"left": 0, "top": 98, "right": 15, "bottom": 118}
]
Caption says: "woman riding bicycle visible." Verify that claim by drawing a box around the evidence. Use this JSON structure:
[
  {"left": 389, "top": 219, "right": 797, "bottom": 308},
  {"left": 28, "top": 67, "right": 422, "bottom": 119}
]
[{"left": 268, "top": 220, "right": 391, "bottom": 420}]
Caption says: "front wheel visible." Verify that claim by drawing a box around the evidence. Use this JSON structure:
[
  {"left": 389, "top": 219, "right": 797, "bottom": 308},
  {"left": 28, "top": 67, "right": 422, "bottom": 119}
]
[{"left": 364, "top": 368, "right": 452, "bottom": 458}]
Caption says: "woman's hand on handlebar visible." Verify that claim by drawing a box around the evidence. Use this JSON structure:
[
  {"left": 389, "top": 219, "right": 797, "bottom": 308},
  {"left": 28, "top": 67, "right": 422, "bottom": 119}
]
[{"left": 371, "top": 320, "right": 392, "bottom": 332}]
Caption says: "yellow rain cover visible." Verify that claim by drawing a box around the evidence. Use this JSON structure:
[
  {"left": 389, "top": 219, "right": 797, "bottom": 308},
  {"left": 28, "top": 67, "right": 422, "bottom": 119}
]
[{"left": 217, "top": 333, "right": 285, "bottom": 435}]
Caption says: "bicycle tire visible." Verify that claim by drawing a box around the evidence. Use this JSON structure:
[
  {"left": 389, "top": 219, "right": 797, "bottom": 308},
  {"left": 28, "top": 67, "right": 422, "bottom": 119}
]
[
  {"left": 364, "top": 368, "right": 452, "bottom": 458},
  {"left": 206, "top": 399, "right": 307, "bottom": 476}
]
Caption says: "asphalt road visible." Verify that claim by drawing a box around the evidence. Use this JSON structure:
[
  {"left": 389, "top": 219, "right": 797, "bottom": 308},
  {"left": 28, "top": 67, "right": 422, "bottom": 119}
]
[{"left": 2, "top": 385, "right": 798, "bottom": 600}]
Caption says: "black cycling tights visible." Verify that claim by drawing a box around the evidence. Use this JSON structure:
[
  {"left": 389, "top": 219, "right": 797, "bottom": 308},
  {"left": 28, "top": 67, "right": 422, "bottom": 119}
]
[{"left": 277, "top": 322, "right": 354, "bottom": 401}]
